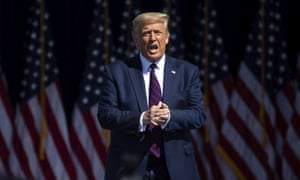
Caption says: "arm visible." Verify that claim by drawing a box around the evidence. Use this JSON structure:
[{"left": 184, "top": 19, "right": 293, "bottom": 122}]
[
  {"left": 97, "top": 65, "right": 141, "bottom": 132},
  {"left": 163, "top": 65, "right": 206, "bottom": 132}
]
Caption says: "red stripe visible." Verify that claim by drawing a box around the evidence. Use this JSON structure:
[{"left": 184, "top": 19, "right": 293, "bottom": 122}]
[
  {"left": 205, "top": 143, "right": 224, "bottom": 179},
  {"left": 70, "top": 124, "right": 96, "bottom": 180},
  {"left": 237, "top": 78, "right": 276, "bottom": 148},
  {"left": 222, "top": 76, "right": 234, "bottom": 97},
  {"left": 83, "top": 110, "right": 107, "bottom": 165},
  {"left": 43, "top": 83, "right": 76, "bottom": 179},
  {"left": 283, "top": 144, "right": 300, "bottom": 179},
  {"left": 150, "top": 85, "right": 161, "bottom": 97},
  {"left": 21, "top": 103, "right": 56, "bottom": 179},
  {"left": 150, "top": 79, "right": 161, "bottom": 90},
  {"left": 227, "top": 106, "right": 272, "bottom": 176},
  {"left": 208, "top": 86, "right": 226, "bottom": 131},
  {"left": 0, "top": 76, "right": 14, "bottom": 120},
  {"left": 219, "top": 135, "right": 256, "bottom": 179},
  {"left": 0, "top": 134, "right": 10, "bottom": 173},
  {"left": 12, "top": 129, "right": 33, "bottom": 177},
  {"left": 191, "top": 129, "right": 208, "bottom": 179}
]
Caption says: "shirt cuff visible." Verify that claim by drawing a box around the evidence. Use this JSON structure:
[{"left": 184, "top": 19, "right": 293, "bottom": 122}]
[
  {"left": 161, "top": 112, "right": 171, "bottom": 129},
  {"left": 139, "top": 112, "right": 147, "bottom": 132}
]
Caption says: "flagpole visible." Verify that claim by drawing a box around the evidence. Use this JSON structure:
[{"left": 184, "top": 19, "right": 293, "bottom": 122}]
[{"left": 39, "top": 0, "right": 47, "bottom": 160}]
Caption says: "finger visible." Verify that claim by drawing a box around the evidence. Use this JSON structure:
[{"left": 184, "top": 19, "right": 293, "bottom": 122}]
[{"left": 160, "top": 102, "right": 168, "bottom": 109}]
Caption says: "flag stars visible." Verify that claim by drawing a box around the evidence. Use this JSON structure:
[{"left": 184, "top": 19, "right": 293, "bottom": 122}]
[
  {"left": 94, "top": 89, "right": 100, "bottom": 95},
  {"left": 32, "top": 20, "right": 38, "bottom": 27},
  {"left": 209, "top": 73, "right": 216, "bottom": 80},
  {"left": 33, "top": 71, "right": 39, "bottom": 78},
  {"left": 97, "top": 77, "right": 103, "bottom": 84},
  {"left": 87, "top": 73, "right": 93, "bottom": 80},
  {"left": 268, "top": 48, "right": 274, "bottom": 55},
  {"left": 246, "top": 45, "right": 252, "bottom": 52},
  {"left": 47, "top": 52, "right": 53, "bottom": 59},
  {"left": 216, "top": 37, "right": 223, "bottom": 45},
  {"left": 90, "top": 61, "right": 96, "bottom": 68},
  {"left": 93, "top": 50, "right": 99, "bottom": 56},
  {"left": 95, "top": 37, "right": 102, "bottom": 44},
  {"left": 268, "top": 35, "right": 275, "bottom": 43},
  {"left": 82, "top": 97, "right": 89, "bottom": 105},
  {"left": 267, "top": 61, "right": 273, "bottom": 67},
  {"left": 31, "top": 83, "right": 37, "bottom": 91},
  {"left": 281, "top": 53, "right": 287, "bottom": 60},
  {"left": 36, "top": 48, "right": 41, "bottom": 55},
  {"left": 48, "top": 40, "right": 54, "bottom": 47},
  {"left": 85, "top": 85, "right": 91, "bottom": 92},
  {"left": 214, "top": 49, "right": 220, "bottom": 56},
  {"left": 209, "top": 22, "right": 215, "bottom": 29},
  {"left": 266, "top": 73, "right": 272, "bottom": 80},
  {"left": 222, "top": 65, "right": 228, "bottom": 72},
  {"left": 98, "top": 25, "right": 104, "bottom": 32}
]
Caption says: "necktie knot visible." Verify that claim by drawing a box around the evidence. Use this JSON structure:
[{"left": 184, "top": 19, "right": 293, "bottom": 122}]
[{"left": 150, "top": 63, "right": 157, "bottom": 70}]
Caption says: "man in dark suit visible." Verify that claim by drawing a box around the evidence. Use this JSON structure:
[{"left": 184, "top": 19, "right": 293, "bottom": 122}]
[{"left": 98, "top": 12, "right": 206, "bottom": 180}]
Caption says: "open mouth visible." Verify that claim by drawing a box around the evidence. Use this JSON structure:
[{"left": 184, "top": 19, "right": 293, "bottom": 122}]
[{"left": 148, "top": 44, "right": 158, "bottom": 54}]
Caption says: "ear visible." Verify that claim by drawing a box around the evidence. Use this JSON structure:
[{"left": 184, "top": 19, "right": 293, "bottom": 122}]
[{"left": 165, "top": 33, "right": 170, "bottom": 44}]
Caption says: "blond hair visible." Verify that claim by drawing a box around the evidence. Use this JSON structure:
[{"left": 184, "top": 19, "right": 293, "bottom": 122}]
[{"left": 131, "top": 12, "right": 169, "bottom": 35}]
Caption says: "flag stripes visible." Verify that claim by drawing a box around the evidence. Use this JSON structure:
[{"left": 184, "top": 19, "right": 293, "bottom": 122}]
[{"left": 1, "top": 1, "right": 300, "bottom": 179}]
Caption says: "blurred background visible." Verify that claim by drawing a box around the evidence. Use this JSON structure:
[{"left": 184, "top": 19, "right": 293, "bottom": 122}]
[
  {"left": 1, "top": 0, "right": 299, "bottom": 115},
  {"left": 1, "top": 0, "right": 300, "bottom": 179}
]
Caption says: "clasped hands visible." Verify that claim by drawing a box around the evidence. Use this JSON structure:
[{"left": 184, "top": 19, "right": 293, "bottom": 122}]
[{"left": 143, "top": 101, "right": 170, "bottom": 126}]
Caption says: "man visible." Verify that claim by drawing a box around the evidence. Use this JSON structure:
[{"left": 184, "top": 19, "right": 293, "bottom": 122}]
[{"left": 98, "top": 12, "right": 206, "bottom": 180}]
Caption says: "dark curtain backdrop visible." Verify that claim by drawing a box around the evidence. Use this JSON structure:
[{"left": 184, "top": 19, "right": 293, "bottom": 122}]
[{"left": 1, "top": 0, "right": 299, "bottom": 119}]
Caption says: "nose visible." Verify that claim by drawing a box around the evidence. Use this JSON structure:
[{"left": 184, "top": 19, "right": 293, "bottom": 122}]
[{"left": 149, "top": 31, "right": 156, "bottom": 40}]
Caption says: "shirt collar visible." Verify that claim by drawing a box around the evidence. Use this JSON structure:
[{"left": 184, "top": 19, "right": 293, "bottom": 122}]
[{"left": 139, "top": 52, "right": 165, "bottom": 73}]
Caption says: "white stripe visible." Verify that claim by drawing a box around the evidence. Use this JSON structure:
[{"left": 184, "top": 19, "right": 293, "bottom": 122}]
[
  {"left": 212, "top": 80, "right": 231, "bottom": 116},
  {"left": 190, "top": 129, "right": 212, "bottom": 179},
  {"left": 276, "top": 91, "right": 293, "bottom": 124},
  {"left": 0, "top": 99, "right": 12, "bottom": 146},
  {"left": 239, "top": 63, "right": 276, "bottom": 124},
  {"left": 45, "top": 84, "right": 71, "bottom": 179},
  {"left": 73, "top": 105, "right": 105, "bottom": 179},
  {"left": 222, "top": 120, "right": 267, "bottom": 179},
  {"left": 286, "top": 126, "right": 300, "bottom": 159},
  {"left": 46, "top": 83, "right": 70, "bottom": 147},
  {"left": 27, "top": 93, "right": 68, "bottom": 179},
  {"left": 231, "top": 91, "right": 264, "bottom": 141},
  {"left": 282, "top": 158, "right": 297, "bottom": 180},
  {"left": 11, "top": 106, "right": 44, "bottom": 179}
]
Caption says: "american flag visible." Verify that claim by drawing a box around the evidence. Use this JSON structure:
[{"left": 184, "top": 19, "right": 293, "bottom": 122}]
[
  {"left": 271, "top": 4, "right": 299, "bottom": 177},
  {"left": 8, "top": 1, "right": 76, "bottom": 179},
  {"left": 69, "top": 0, "right": 111, "bottom": 179},
  {"left": 115, "top": 0, "right": 142, "bottom": 60},
  {"left": 188, "top": 1, "right": 235, "bottom": 179},
  {"left": 218, "top": 0, "right": 280, "bottom": 179},
  {"left": 281, "top": 51, "right": 300, "bottom": 179},
  {"left": 0, "top": 62, "right": 14, "bottom": 177},
  {"left": 164, "top": 0, "right": 186, "bottom": 59}
]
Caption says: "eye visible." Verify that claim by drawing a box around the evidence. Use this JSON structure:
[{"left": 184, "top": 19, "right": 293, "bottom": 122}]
[{"left": 141, "top": 31, "right": 151, "bottom": 37}]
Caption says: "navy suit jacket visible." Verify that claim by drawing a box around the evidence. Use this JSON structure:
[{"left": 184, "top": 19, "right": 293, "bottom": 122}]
[{"left": 98, "top": 55, "right": 206, "bottom": 180}]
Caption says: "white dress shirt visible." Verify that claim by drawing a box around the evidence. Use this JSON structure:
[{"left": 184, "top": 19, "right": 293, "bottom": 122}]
[{"left": 138, "top": 53, "right": 170, "bottom": 131}]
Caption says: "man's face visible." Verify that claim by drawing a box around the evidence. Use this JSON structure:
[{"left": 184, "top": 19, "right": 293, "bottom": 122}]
[{"left": 134, "top": 21, "right": 169, "bottom": 62}]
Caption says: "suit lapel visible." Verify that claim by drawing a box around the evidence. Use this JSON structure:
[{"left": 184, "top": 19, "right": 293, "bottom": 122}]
[
  {"left": 126, "top": 57, "right": 148, "bottom": 112},
  {"left": 163, "top": 56, "right": 177, "bottom": 105}
]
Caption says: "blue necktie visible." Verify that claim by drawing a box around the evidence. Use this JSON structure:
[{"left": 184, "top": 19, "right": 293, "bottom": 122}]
[{"left": 148, "top": 63, "right": 162, "bottom": 158}]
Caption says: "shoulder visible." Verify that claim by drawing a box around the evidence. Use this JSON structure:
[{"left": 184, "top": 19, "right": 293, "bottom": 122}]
[
  {"left": 105, "top": 57, "right": 140, "bottom": 70},
  {"left": 166, "top": 55, "right": 199, "bottom": 71}
]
